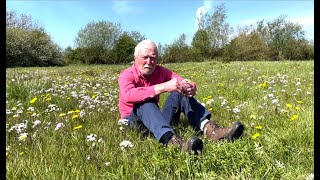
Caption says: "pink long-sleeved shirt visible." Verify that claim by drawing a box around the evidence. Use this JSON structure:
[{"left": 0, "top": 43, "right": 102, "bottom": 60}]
[{"left": 118, "top": 64, "right": 184, "bottom": 118}]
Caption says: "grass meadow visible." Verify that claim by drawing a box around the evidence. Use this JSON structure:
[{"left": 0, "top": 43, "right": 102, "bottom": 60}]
[{"left": 6, "top": 61, "right": 314, "bottom": 179}]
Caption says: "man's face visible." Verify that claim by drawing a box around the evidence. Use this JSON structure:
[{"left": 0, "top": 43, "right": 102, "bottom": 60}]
[{"left": 135, "top": 46, "right": 158, "bottom": 76}]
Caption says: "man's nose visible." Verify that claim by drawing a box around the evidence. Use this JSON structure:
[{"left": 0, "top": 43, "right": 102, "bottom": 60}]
[{"left": 146, "top": 57, "right": 152, "bottom": 64}]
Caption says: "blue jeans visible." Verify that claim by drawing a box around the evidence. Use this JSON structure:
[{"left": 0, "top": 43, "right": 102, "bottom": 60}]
[{"left": 126, "top": 92, "right": 211, "bottom": 140}]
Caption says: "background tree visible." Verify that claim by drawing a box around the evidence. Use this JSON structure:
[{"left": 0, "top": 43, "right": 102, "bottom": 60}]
[
  {"left": 223, "top": 32, "right": 270, "bottom": 61},
  {"left": 128, "top": 31, "right": 146, "bottom": 44},
  {"left": 255, "top": 15, "right": 311, "bottom": 60},
  {"left": 191, "top": 29, "right": 210, "bottom": 58},
  {"left": 74, "top": 20, "right": 122, "bottom": 64},
  {"left": 162, "top": 33, "right": 202, "bottom": 63},
  {"left": 111, "top": 32, "right": 137, "bottom": 64},
  {"left": 6, "top": 10, "right": 64, "bottom": 67},
  {"left": 198, "top": 3, "right": 233, "bottom": 58}
]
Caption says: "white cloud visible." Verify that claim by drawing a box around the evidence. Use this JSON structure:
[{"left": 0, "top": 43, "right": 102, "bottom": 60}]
[
  {"left": 195, "top": 1, "right": 213, "bottom": 29},
  {"left": 290, "top": 16, "right": 314, "bottom": 26},
  {"left": 112, "top": 1, "right": 135, "bottom": 15}
]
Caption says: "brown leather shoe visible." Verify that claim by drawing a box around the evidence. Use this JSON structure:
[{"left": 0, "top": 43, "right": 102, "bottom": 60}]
[
  {"left": 203, "top": 121, "right": 244, "bottom": 141},
  {"left": 167, "top": 134, "right": 203, "bottom": 154}
]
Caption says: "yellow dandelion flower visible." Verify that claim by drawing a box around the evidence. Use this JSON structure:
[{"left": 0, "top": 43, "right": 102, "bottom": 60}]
[
  {"left": 290, "top": 115, "right": 298, "bottom": 121},
  {"left": 72, "top": 115, "right": 79, "bottom": 119},
  {"left": 75, "top": 110, "right": 81, "bottom": 113},
  {"left": 252, "top": 133, "right": 260, "bottom": 140},
  {"left": 73, "top": 125, "right": 83, "bottom": 130},
  {"left": 207, "top": 95, "right": 212, "bottom": 99},
  {"left": 297, "top": 100, "right": 303, "bottom": 104},
  {"left": 6, "top": 152, "right": 9, "bottom": 157},
  {"left": 45, "top": 97, "right": 51, "bottom": 101},
  {"left": 209, "top": 108, "right": 213, "bottom": 111},
  {"left": 255, "top": 125, "right": 263, "bottom": 130},
  {"left": 286, "top": 104, "right": 292, "bottom": 109},
  {"left": 92, "top": 95, "right": 97, "bottom": 99},
  {"left": 232, "top": 100, "right": 236, "bottom": 103},
  {"left": 250, "top": 114, "right": 257, "bottom": 119},
  {"left": 262, "top": 81, "right": 268, "bottom": 88},
  {"left": 29, "top": 97, "right": 37, "bottom": 104},
  {"left": 19, "top": 152, "right": 24, "bottom": 156},
  {"left": 59, "top": 113, "right": 66, "bottom": 117},
  {"left": 67, "top": 97, "right": 71, "bottom": 100},
  {"left": 68, "top": 110, "right": 75, "bottom": 114},
  {"left": 295, "top": 106, "right": 301, "bottom": 111}
]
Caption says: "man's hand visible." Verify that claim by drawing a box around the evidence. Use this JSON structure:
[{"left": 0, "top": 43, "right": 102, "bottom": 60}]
[
  {"left": 154, "top": 78, "right": 197, "bottom": 97},
  {"left": 178, "top": 79, "right": 197, "bottom": 97},
  {"left": 155, "top": 78, "right": 182, "bottom": 95}
]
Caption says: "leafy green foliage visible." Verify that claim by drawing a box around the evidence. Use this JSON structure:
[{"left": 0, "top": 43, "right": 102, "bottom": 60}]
[
  {"left": 110, "top": 32, "right": 137, "bottom": 64},
  {"left": 161, "top": 34, "right": 203, "bottom": 63},
  {"left": 223, "top": 32, "right": 270, "bottom": 61},
  {"left": 196, "top": 4, "right": 233, "bottom": 58},
  {"left": 255, "top": 15, "right": 313, "bottom": 60},
  {"left": 6, "top": 10, "right": 65, "bottom": 67}
]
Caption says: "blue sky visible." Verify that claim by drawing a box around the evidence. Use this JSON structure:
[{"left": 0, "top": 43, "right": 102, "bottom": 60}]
[{"left": 6, "top": 0, "right": 314, "bottom": 49}]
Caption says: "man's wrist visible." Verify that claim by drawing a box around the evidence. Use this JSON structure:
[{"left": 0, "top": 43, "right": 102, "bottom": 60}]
[{"left": 154, "top": 84, "right": 165, "bottom": 95}]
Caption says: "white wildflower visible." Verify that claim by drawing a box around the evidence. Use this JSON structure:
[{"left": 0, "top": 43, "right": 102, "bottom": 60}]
[
  {"left": 233, "top": 107, "right": 241, "bottom": 113},
  {"left": 32, "top": 120, "right": 41, "bottom": 128},
  {"left": 27, "top": 107, "right": 35, "bottom": 111},
  {"left": 268, "top": 93, "right": 274, "bottom": 98},
  {"left": 275, "top": 160, "right": 285, "bottom": 169},
  {"left": 120, "top": 140, "right": 133, "bottom": 150},
  {"left": 18, "top": 133, "right": 28, "bottom": 141},
  {"left": 221, "top": 99, "right": 228, "bottom": 106},
  {"left": 118, "top": 119, "right": 129, "bottom": 126},
  {"left": 55, "top": 123, "right": 64, "bottom": 131},
  {"left": 6, "top": 110, "right": 12, "bottom": 114},
  {"left": 105, "top": 162, "right": 110, "bottom": 166},
  {"left": 272, "top": 99, "right": 279, "bottom": 104},
  {"left": 86, "top": 134, "right": 97, "bottom": 142},
  {"left": 17, "top": 110, "right": 23, "bottom": 114}
]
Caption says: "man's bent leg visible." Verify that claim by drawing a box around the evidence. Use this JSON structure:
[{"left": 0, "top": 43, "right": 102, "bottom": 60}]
[
  {"left": 161, "top": 92, "right": 211, "bottom": 130},
  {"left": 161, "top": 92, "right": 183, "bottom": 125},
  {"left": 128, "top": 98, "right": 174, "bottom": 141}
]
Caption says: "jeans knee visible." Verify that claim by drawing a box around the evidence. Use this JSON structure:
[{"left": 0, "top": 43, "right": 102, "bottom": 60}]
[{"left": 169, "top": 91, "right": 183, "bottom": 99}]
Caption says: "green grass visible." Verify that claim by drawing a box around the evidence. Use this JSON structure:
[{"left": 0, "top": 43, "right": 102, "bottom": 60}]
[{"left": 6, "top": 61, "right": 314, "bottom": 179}]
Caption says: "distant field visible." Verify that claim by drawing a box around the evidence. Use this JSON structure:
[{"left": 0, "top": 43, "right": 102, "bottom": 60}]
[{"left": 6, "top": 61, "right": 314, "bottom": 179}]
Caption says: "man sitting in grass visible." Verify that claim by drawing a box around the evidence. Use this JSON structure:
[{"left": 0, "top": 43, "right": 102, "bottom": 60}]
[{"left": 118, "top": 39, "right": 244, "bottom": 154}]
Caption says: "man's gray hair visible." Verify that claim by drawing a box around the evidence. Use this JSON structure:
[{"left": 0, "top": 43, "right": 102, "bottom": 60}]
[{"left": 134, "top": 39, "right": 158, "bottom": 58}]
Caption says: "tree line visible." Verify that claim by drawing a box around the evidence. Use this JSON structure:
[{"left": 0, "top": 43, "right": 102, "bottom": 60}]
[{"left": 6, "top": 4, "right": 314, "bottom": 68}]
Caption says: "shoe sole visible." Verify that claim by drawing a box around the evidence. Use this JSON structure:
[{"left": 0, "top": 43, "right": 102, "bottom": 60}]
[
  {"left": 188, "top": 136, "right": 203, "bottom": 154},
  {"left": 227, "top": 121, "right": 245, "bottom": 141}
]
